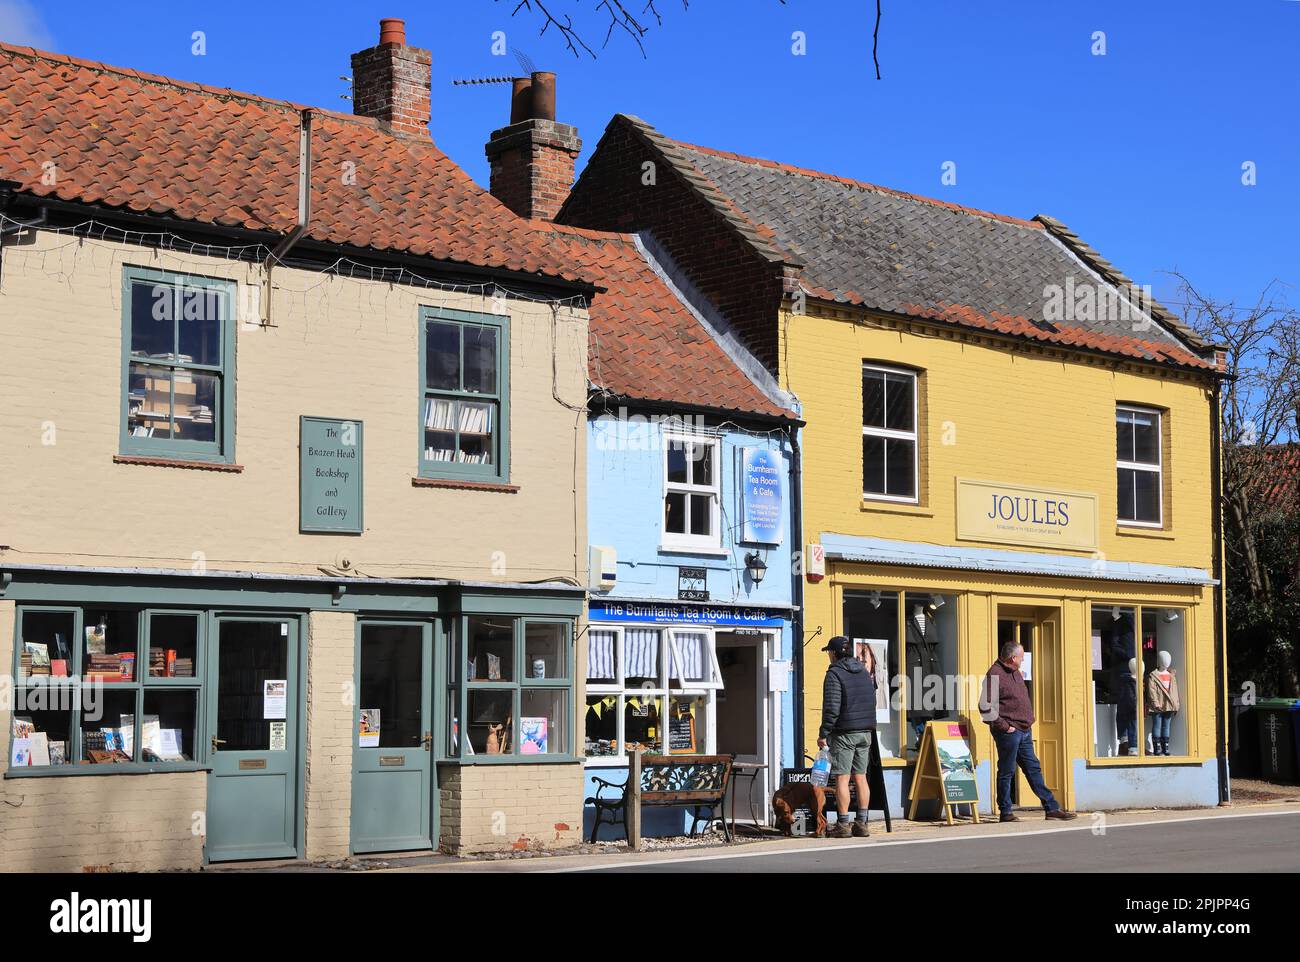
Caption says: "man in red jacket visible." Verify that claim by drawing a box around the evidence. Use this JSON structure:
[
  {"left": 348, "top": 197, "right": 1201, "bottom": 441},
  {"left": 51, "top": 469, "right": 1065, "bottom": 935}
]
[{"left": 980, "top": 641, "right": 1077, "bottom": 823}]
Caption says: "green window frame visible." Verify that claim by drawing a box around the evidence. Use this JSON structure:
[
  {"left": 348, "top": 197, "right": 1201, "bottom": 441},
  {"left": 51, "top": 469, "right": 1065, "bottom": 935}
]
[
  {"left": 418, "top": 307, "right": 510, "bottom": 483},
  {"left": 446, "top": 615, "right": 573, "bottom": 761},
  {"left": 121, "top": 265, "right": 236, "bottom": 463},
  {"left": 8, "top": 604, "right": 206, "bottom": 776}
]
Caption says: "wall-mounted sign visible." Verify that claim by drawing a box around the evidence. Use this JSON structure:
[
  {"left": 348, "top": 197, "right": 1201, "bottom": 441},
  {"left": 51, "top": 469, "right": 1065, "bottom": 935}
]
[
  {"left": 678, "top": 566, "right": 709, "bottom": 602},
  {"left": 955, "top": 479, "right": 1098, "bottom": 552},
  {"left": 589, "top": 601, "right": 785, "bottom": 628},
  {"left": 741, "top": 447, "right": 785, "bottom": 544},
  {"left": 300, "top": 416, "right": 363, "bottom": 534}
]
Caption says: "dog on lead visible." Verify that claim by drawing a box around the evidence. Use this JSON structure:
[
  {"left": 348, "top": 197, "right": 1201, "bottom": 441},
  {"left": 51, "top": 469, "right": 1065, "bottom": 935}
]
[{"left": 772, "top": 782, "right": 827, "bottom": 837}]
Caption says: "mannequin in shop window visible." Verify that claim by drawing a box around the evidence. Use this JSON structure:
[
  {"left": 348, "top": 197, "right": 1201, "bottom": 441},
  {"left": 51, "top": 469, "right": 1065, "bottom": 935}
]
[
  {"left": 1116, "top": 657, "right": 1139, "bottom": 756},
  {"left": 906, "top": 602, "right": 941, "bottom": 749},
  {"left": 1145, "top": 650, "right": 1180, "bottom": 756}
]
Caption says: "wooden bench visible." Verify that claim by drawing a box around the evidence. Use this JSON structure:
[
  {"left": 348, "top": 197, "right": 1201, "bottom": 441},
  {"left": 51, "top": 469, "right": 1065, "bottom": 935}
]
[{"left": 586, "top": 754, "right": 734, "bottom": 843}]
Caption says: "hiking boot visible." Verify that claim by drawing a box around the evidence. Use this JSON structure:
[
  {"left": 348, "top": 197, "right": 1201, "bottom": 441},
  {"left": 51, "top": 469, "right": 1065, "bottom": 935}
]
[
  {"left": 827, "top": 820, "right": 853, "bottom": 839},
  {"left": 851, "top": 821, "right": 870, "bottom": 838}
]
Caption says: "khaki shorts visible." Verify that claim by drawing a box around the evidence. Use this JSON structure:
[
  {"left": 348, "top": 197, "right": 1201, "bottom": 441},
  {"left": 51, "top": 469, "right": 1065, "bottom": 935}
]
[{"left": 829, "top": 730, "right": 873, "bottom": 775}]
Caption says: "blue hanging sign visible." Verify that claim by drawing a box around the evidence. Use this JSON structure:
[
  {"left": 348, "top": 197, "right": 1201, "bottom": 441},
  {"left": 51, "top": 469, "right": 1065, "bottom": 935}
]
[{"left": 741, "top": 446, "right": 784, "bottom": 544}]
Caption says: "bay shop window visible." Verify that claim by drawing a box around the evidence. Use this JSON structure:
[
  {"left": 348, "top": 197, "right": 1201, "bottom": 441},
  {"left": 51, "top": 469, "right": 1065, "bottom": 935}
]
[
  {"left": 446, "top": 616, "right": 573, "bottom": 758},
  {"left": 10, "top": 605, "right": 201, "bottom": 772},
  {"left": 1089, "top": 604, "right": 1189, "bottom": 758},
  {"left": 584, "top": 626, "right": 724, "bottom": 760}
]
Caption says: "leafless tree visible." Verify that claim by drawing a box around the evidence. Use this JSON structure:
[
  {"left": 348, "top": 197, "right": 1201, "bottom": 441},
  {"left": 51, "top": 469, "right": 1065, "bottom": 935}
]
[
  {"left": 503, "top": 0, "right": 884, "bottom": 78},
  {"left": 1174, "top": 272, "right": 1300, "bottom": 694}
]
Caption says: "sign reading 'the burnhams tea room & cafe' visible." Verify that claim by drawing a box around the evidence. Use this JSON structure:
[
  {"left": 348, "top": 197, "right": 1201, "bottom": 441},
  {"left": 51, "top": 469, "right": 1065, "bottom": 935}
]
[{"left": 300, "top": 416, "right": 363, "bottom": 534}]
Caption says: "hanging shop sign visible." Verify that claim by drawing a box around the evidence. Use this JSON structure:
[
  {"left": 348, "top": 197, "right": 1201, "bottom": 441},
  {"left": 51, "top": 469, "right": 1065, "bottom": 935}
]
[
  {"left": 589, "top": 601, "right": 784, "bottom": 628},
  {"left": 300, "top": 416, "right": 364, "bottom": 534},
  {"left": 678, "top": 566, "right": 709, "bottom": 602},
  {"left": 741, "top": 447, "right": 785, "bottom": 544},
  {"left": 955, "top": 478, "right": 1098, "bottom": 552}
]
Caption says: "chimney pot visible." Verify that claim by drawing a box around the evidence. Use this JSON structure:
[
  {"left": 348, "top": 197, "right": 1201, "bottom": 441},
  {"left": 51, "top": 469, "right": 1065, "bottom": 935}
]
[
  {"left": 379, "top": 18, "right": 406, "bottom": 45},
  {"left": 509, "top": 77, "right": 533, "bottom": 125},
  {"left": 530, "top": 72, "right": 556, "bottom": 121}
]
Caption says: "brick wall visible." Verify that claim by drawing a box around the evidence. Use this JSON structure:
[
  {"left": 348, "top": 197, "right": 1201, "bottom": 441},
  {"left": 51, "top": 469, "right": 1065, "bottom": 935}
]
[
  {"left": 0, "top": 600, "right": 207, "bottom": 871},
  {"left": 304, "top": 610, "right": 355, "bottom": 861},
  {"left": 557, "top": 116, "right": 788, "bottom": 374},
  {"left": 437, "top": 762, "right": 583, "bottom": 855}
]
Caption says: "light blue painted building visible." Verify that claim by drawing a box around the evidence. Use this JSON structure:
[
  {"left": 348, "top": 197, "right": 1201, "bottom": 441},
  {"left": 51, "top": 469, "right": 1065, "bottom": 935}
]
[{"left": 577, "top": 235, "right": 803, "bottom": 841}]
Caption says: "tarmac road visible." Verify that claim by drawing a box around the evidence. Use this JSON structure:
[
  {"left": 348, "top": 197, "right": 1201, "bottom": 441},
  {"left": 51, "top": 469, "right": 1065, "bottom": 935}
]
[{"left": 570, "top": 809, "right": 1300, "bottom": 873}]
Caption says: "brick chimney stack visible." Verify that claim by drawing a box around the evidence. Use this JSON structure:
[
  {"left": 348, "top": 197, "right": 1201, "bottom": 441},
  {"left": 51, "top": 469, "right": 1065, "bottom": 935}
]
[
  {"left": 350, "top": 18, "right": 432, "bottom": 137},
  {"left": 485, "top": 72, "right": 582, "bottom": 221}
]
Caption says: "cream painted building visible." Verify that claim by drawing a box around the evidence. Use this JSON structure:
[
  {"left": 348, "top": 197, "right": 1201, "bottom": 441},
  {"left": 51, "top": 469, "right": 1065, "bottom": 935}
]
[{"left": 0, "top": 25, "right": 598, "bottom": 868}]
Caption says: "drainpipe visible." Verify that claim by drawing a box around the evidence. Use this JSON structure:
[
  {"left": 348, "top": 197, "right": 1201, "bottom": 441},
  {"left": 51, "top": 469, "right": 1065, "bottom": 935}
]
[
  {"left": 1211, "top": 378, "right": 1230, "bottom": 805},
  {"left": 263, "top": 108, "right": 314, "bottom": 326},
  {"left": 789, "top": 422, "right": 806, "bottom": 766}
]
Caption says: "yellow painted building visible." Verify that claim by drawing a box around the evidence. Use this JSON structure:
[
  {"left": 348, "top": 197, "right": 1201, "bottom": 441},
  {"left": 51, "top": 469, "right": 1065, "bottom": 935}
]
[
  {"left": 560, "top": 116, "right": 1228, "bottom": 814},
  {"left": 786, "top": 303, "right": 1224, "bottom": 812}
]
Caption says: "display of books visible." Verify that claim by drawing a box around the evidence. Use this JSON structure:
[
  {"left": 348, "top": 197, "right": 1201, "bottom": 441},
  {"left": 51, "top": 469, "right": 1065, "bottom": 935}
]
[{"left": 23, "top": 642, "right": 50, "bottom": 676}]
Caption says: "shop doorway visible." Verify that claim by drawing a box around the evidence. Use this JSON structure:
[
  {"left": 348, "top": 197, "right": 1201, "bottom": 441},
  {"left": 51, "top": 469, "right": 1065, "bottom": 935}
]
[
  {"left": 205, "top": 616, "right": 303, "bottom": 862},
  {"left": 350, "top": 621, "right": 435, "bottom": 854},
  {"left": 715, "top": 631, "right": 774, "bottom": 825},
  {"left": 996, "top": 606, "right": 1065, "bottom": 809}
]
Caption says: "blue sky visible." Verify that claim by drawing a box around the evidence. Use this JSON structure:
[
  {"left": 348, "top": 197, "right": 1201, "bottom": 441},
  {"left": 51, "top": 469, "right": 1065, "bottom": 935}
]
[{"left": 5, "top": 0, "right": 1297, "bottom": 317}]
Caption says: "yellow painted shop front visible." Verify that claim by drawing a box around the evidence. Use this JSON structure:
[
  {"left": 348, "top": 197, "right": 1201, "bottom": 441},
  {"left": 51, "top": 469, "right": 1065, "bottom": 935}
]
[{"left": 807, "top": 549, "right": 1219, "bottom": 815}]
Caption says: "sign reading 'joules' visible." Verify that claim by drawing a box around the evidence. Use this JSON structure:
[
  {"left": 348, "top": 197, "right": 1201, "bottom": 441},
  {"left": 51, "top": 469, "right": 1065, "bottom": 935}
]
[
  {"left": 300, "top": 416, "right": 364, "bottom": 534},
  {"left": 955, "top": 478, "right": 1098, "bottom": 551}
]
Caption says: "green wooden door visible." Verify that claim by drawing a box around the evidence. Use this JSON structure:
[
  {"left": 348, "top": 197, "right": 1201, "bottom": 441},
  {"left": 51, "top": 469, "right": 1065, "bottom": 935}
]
[
  {"left": 351, "top": 621, "right": 434, "bottom": 853},
  {"left": 205, "top": 616, "right": 301, "bottom": 862}
]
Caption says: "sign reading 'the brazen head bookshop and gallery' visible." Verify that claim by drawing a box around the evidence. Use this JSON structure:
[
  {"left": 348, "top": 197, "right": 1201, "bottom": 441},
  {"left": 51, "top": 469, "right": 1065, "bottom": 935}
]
[
  {"left": 955, "top": 479, "right": 1099, "bottom": 552},
  {"left": 300, "top": 416, "right": 363, "bottom": 534}
]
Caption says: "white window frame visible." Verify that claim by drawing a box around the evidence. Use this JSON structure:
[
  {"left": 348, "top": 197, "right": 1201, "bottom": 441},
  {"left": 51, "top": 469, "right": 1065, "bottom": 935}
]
[
  {"left": 1116, "top": 405, "right": 1163, "bottom": 528},
  {"left": 661, "top": 432, "right": 723, "bottom": 552},
  {"left": 583, "top": 624, "right": 723, "bottom": 767},
  {"left": 862, "top": 364, "right": 919, "bottom": 504}
]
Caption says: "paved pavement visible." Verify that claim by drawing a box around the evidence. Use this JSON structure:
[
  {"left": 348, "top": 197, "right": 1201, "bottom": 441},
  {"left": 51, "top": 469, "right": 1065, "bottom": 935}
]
[{"left": 377, "top": 803, "right": 1300, "bottom": 873}]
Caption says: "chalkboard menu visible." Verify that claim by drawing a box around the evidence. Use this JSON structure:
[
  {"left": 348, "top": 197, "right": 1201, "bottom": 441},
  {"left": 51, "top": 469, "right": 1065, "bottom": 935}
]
[
  {"left": 669, "top": 711, "right": 696, "bottom": 754},
  {"left": 300, "top": 416, "right": 363, "bottom": 534}
]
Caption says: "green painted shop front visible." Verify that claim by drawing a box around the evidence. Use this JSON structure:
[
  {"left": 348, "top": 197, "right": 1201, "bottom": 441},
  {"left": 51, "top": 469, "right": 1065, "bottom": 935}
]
[{"left": 3, "top": 566, "right": 582, "bottom": 865}]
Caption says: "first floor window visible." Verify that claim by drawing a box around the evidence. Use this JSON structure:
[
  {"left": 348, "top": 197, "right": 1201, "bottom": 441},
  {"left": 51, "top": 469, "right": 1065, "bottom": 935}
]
[
  {"left": 584, "top": 625, "right": 723, "bottom": 760},
  {"left": 10, "top": 605, "right": 202, "bottom": 769},
  {"left": 447, "top": 616, "right": 572, "bottom": 757},
  {"left": 1116, "top": 405, "right": 1163, "bottom": 525},
  {"left": 122, "top": 266, "right": 235, "bottom": 462},
  {"left": 662, "top": 434, "right": 721, "bottom": 550},
  {"left": 862, "top": 364, "right": 919, "bottom": 502},
  {"left": 420, "top": 307, "right": 509, "bottom": 482}
]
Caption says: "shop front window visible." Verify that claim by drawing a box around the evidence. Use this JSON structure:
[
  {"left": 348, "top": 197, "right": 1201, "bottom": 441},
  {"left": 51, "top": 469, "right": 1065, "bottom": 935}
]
[
  {"left": 583, "top": 626, "right": 723, "bottom": 761},
  {"left": 842, "top": 589, "right": 958, "bottom": 759},
  {"left": 1090, "top": 604, "right": 1187, "bottom": 758},
  {"left": 448, "top": 616, "right": 572, "bottom": 759},
  {"left": 9, "top": 605, "right": 204, "bottom": 771}
]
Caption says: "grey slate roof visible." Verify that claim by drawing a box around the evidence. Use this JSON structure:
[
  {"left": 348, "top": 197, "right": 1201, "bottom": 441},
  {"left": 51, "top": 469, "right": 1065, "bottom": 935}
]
[{"left": 677, "top": 142, "right": 1196, "bottom": 353}]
